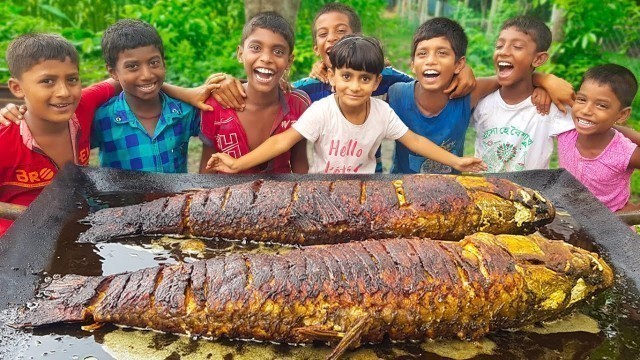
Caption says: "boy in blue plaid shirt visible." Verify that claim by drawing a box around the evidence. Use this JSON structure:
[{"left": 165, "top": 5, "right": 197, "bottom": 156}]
[{"left": 92, "top": 19, "right": 200, "bottom": 172}]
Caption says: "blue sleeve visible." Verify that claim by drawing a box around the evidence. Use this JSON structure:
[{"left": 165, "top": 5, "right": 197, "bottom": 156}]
[
  {"left": 374, "top": 67, "right": 414, "bottom": 97},
  {"left": 189, "top": 107, "right": 201, "bottom": 137},
  {"left": 293, "top": 77, "right": 332, "bottom": 103}
]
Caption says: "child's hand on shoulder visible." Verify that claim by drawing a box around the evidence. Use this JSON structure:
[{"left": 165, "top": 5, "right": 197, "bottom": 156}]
[
  {"left": 205, "top": 73, "right": 246, "bottom": 111},
  {"left": 454, "top": 156, "right": 487, "bottom": 173},
  {"left": 535, "top": 73, "right": 575, "bottom": 114},
  {"left": 309, "top": 60, "right": 329, "bottom": 84},
  {"left": 206, "top": 152, "right": 240, "bottom": 173},
  {"left": 0, "top": 103, "right": 26, "bottom": 126},
  {"left": 445, "top": 64, "right": 477, "bottom": 99},
  {"left": 531, "top": 87, "right": 551, "bottom": 115}
]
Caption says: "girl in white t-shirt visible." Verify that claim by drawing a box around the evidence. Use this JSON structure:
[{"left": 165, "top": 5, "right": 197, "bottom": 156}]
[{"left": 206, "top": 35, "right": 486, "bottom": 174}]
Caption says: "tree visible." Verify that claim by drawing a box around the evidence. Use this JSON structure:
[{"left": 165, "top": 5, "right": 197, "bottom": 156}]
[{"left": 244, "top": 0, "right": 301, "bottom": 27}]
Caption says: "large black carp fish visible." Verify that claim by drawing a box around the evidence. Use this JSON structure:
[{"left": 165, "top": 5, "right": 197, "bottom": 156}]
[
  {"left": 2, "top": 233, "right": 612, "bottom": 359},
  {"left": 79, "top": 174, "right": 555, "bottom": 244}
]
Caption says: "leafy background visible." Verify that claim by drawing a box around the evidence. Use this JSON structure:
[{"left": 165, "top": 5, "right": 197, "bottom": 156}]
[{"left": 1, "top": 0, "right": 639, "bottom": 196}]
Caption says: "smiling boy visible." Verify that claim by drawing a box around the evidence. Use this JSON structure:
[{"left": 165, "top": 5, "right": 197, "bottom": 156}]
[
  {"left": 0, "top": 34, "right": 115, "bottom": 236},
  {"left": 92, "top": 19, "right": 200, "bottom": 172},
  {"left": 471, "top": 16, "right": 574, "bottom": 172}
]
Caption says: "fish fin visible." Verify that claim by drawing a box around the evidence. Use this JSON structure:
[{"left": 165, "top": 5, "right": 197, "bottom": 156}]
[
  {"left": 293, "top": 326, "right": 344, "bottom": 342},
  {"left": 81, "top": 322, "right": 105, "bottom": 332},
  {"left": 326, "top": 316, "right": 368, "bottom": 360}
]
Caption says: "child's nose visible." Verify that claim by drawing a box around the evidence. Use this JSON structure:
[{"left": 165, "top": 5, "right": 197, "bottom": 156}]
[{"left": 55, "top": 82, "right": 71, "bottom": 97}]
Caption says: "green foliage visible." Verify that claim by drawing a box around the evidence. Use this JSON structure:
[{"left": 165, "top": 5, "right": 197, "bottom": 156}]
[
  {"left": 0, "top": 0, "right": 387, "bottom": 86},
  {"left": 541, "top": 0, "right": 638, "bottom": 86}
]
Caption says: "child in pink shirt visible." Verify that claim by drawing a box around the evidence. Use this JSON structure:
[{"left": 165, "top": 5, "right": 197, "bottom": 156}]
[{"left": 558, "top": 64, "right": 640, "bottom": 212}]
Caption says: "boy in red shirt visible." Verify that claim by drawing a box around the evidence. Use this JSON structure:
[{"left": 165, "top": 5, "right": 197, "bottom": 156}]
[{"left": 0, "top": 34, "right": 115, "bottom": 236}]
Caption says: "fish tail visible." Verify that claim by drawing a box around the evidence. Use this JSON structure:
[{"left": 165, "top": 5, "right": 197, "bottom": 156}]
[{"left": 2, "top": 274, "right": 108, "bottom": 328}]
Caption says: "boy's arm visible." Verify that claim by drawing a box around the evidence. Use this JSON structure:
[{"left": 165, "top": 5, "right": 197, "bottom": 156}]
[
  {"left": 199, "top": 144, "right": 216, "bottom": 173},
  {"left": 445, "top": 63, "right": 477, "bottom": 99},
  {"left": 532, "top": 73, "right": 575, "bottom": 113},
  {"left": 0, "top": 103, "right": 26, "bottom": 125},
  {"left": 628, "top": 147, "right": 640, "bottom": 169},
  {"left": 615, "top": 125, "right": 640, "bottom": 147},
  {"left": 470, "top": 76, "right": 500, "bottom": 108},
  {"left": 206, "top": 128, "right": 304, "bottom": 173},
  {"left": 204, "top": 73, "right": 247, "bottom": 111},
  {"left": 397, "top": 130, "right": 487, "bottom": 173},
  {"left": 162, "top": 79, "right": 225, "bottom": 112},
  {"left": 289, "top": 139, "right": 309, "bottom": 174}
]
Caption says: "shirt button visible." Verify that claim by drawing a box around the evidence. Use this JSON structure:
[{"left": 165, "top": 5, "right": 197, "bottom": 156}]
[
  {"left": 115, "top": 117, "right": 121, "bottom": 122},
  {"left": 172, "top": 109, "right": 179, "bottom": 114}
]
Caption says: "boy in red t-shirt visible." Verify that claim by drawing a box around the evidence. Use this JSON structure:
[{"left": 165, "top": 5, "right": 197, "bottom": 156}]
[{"left": 0, "top": 33, "right": 115, "bottom": 236}]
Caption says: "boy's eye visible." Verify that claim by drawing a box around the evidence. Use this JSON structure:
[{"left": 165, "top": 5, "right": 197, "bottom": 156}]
[
  {"left": 125, "top": 64, "right": 138, "bottom": 70},
  {"left": 68, "top": 77, "right": 79, "bottom": 84},
  {"left": 342, "top": 74, "right": 351, "bottom": 80},
  {"left": 361, "top": 76, "right": 370, "bottom": 82},
  {"left": 575, "top": 97, "right": 586, "bottom": 103},
  {"left": 437, "top": 50, "right": 447, "bottom": 56},
  {"left": 40, "top": 79, "right": 55, "bottom": 85},
  {"left": 317, "top": 32, "right": 327, "bottom": 38},
  {"left": 150, "top": 60, "right": 161, "bottom": 67},
  {"left": 249, "top": 44, "right": 260, "bottom": 52},
  {"left": 274, "top": 48, "right": 285, "bottom": 56},
  {"left": 596, "top": 103, "right": 608, "bottom": 109}
]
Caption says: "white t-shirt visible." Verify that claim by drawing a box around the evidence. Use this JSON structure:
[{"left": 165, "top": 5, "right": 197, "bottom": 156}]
[
  {"left": 293, "top": 96, "right": 408, "bottom": 174},
  {"left": 471, "top": 90, "right": 574, "bottom": 172}
]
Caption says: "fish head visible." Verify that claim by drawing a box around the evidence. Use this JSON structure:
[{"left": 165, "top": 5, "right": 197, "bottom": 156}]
[{"left": 493, "top": 233, "right": 614, "bottom": 311}]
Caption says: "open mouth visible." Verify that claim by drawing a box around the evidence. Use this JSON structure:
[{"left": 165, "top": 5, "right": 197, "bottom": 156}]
[
  {"left": 137, "top": 82, "right": 158, "bottom": 93},
  {"left": 576, "top": 118, "right": 595, "bottom": 128},
  {"left": 422, "top": 69, "right": 440, "bottom": 82},
  {"left": 497, "top": 61, "right": 514, "bottom": 78},
  {"left": 254, "top": 67, "right": 275, "bottom": 83}
]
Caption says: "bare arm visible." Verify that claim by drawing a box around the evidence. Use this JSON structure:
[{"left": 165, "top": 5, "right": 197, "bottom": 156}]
[
  {"left": 199, "top": 144, "right": 216, "bottom": 173},
  {"left": 470, "top": 76, "right": 500, "bottom": 108},
  {"left": 207, "top": 128, "right": 305, "bottom": 173},
  {"left": 204, "top": 73, "right": 246, "bottom": 111},
  {"left": 532, "top": 73, "right": 575, "bottom": 113},
  {"left": 162, "top": 81, "right": 223, "bottom": 112},
  {"left": 615, "top": 125, "right": 640, "bottom": 147},
  {"left": 289, "top": 138, "right": 309, "bottom": 174},
  {"left": 397, "top": 130, "right": 487, "bottom": 172},
  {"left": 444, "top": 63, "right": 477, "bottom": 99},
  {"left": 628, "top": 147, "right": 640, "bottom": 170}
]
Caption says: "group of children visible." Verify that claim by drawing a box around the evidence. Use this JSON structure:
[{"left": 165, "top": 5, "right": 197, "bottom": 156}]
[{"left": 1, "top": 3, "right": 638, "bottom": 237}]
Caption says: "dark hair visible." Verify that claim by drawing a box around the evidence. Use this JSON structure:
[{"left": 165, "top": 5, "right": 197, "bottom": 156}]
[
  {"left": 412, "top": 17, "right": 467, "bottom": 59},
  {"left": 501, "top": 15, "right": 552, "bottom": 52},
  {"left": 101, "top": 19, "right": 164, "bottom": 68},
  {"left": 241, "top": 11, "right": 295, "bottom": 53},
  {"left": 581, "top": 64, "right": 638, "bottom": 108},
  {"left": 6, "top": 33, "right": 79, "bottom": 79},
  {"left": 312, "top": 3, "right": 362, "bottom": 44},
  {"left": 329, "top": 35, "right": 384, "bottom": 75}
]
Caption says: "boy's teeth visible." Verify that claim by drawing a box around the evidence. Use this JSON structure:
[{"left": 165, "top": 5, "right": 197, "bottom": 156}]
[
  {"left": 138, "top": 83, "right": 155, "bottom": 90},
  {"left": 498, "top": 61, "right": 513, "bottom": 67},
  {"left": 256, "top": 68, "right": 274, "bottom": 75}
]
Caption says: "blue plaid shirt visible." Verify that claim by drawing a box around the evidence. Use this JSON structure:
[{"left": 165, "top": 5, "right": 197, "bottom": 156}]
[{"left": 92, "top": 91, "right": 200, "bottom": 173}]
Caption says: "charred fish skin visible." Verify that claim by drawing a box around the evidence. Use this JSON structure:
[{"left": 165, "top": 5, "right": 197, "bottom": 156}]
[
  {"left": 4, "top": 233, "right": 612, "bottom": 350},
  {"left": 79, "top": 174, "right": 555, "bottom": 244}
]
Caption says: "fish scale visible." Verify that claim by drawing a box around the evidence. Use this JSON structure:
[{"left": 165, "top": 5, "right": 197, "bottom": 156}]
[
  {"left": 78, "top": 174, "right": 555, "bottom": 244},
  {"left": 2, "top": 233, "right": 613, "bottom": 360}
]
